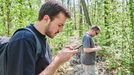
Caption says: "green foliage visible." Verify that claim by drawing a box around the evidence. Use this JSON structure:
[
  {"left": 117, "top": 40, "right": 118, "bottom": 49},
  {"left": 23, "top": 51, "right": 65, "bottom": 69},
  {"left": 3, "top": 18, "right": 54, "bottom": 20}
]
[
  {"left": 0, "top": 0, "right": 133, "bottom": 74},
  {"left": 90, "top": 0, "right": 133, "bottom": 74},
  {"left": 49, "top": 33, "right": 69, "bottom": 55},
  {"left": 0, "top": 0, "right": 40, "bottom": 36},
  {"left": 64, "top": 20, "right": 74, "bottom": 36}
]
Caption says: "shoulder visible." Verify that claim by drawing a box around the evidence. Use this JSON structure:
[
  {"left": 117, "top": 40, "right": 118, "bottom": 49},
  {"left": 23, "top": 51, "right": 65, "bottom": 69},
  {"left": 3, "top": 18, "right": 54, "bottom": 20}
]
[
  {"left": 10, "top": 29, "right": 35, "bottom": 42},
  {"left": 83, "top": 33, "right": 91, "bottom": 39}
]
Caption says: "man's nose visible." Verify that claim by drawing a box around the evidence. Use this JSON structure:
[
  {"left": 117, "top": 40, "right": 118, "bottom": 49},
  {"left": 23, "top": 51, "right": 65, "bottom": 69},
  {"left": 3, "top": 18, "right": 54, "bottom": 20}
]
[{"left": 58, "top": 28, "right": 63, "bottom": 32}]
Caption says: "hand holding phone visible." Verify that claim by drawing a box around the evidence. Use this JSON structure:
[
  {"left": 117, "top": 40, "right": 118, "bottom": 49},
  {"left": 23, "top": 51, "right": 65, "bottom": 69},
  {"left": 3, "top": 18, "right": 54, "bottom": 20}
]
[{"left": 74, "top": 45, "right": 83, "bottom": 50}]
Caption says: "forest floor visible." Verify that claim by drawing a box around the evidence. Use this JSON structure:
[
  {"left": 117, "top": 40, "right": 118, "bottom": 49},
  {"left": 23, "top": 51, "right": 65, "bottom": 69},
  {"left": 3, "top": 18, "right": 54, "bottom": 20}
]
[{"left": 54, "top": 36, "right": 117, "bottom": 75}]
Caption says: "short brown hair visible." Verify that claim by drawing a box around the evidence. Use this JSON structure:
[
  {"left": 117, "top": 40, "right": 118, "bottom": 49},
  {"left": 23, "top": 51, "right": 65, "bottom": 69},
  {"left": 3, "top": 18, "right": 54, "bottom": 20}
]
[
  {"left": 38, "top": 1, "right": 71, "bottom": 21},
  {"left": 91, "top": 25, "right": 101, "bottom": 31}
]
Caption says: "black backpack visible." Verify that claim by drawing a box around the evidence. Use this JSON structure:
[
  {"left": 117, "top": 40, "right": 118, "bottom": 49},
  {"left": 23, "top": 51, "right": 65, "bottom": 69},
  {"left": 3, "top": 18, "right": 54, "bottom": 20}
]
[{"left": 0, "top": 28, "right": 42, "bottom": 75}]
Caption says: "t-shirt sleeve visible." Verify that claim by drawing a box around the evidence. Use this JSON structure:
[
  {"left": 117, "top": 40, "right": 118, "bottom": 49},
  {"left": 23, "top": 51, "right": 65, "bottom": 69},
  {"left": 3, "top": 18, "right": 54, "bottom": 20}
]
[
  {"left": 7, "top": 38, "right": 36, "bottom": 75},
  {"left": 83, "top": 35, "right": 91, "bottom": 48}
]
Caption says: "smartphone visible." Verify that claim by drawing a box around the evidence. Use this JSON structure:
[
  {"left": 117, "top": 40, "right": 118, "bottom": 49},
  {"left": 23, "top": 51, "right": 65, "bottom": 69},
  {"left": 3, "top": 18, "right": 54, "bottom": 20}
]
[{"left": 74, "top": 45, "right": 83, "bottom": 50}]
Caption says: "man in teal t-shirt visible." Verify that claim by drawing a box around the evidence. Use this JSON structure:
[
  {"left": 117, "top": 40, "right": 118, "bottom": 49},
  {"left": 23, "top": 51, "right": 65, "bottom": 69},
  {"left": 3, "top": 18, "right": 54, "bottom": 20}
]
[{"left": 81, "top": 26, "right": 102, "bottom": 75}]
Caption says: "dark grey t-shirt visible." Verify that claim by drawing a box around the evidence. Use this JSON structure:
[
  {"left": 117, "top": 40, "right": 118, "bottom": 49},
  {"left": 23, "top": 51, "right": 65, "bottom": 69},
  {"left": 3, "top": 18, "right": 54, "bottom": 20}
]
[
  {"left": 6, "top": 24, "right": 52, "bottom": 75},
  {"left": 80, "top": 33, "right": 96, "bottom": 65}
]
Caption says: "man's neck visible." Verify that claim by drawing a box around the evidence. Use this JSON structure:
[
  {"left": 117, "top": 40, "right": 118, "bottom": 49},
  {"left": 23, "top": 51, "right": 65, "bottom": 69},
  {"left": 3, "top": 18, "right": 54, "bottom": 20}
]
[
  {"left": 87, "top": 32, "right": 93, "bottom": 37},
  {"left": 34, "top": 22, "right": 46, "bottom": 35}
]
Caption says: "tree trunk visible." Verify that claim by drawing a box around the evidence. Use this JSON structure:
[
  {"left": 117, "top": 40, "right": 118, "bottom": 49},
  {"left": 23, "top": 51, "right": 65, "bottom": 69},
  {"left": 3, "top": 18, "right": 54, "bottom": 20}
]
[
  {"left": 79, "top": 0, "right": 83, "bottom": 37},
  {"left": 104, "top": 0, "right": 110, "bottom": 46},
  {"left": 73, "top": 0, "right": 76, "bottom": 30},
  {"left": 80, "top": 0, "right": 91, "bottom": 26},
  {"left": 1, "top": 1, "right": 6, "bottom": 32},
  {"left": 6, "top": 0, "right": 11, "bottom": 35},
  {"left": 67, "top": 0, "right": 70, "bottom": 10}
]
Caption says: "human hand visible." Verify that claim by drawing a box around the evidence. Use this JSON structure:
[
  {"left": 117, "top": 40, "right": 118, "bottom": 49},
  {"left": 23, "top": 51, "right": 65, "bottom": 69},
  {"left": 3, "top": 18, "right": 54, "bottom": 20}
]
[
  {"left": 53, "top": 46, "right": 78, "bottom": 65},
  {"left": 39, "top": 46, "right": 78, "bottom": 75},
  {"left": 96, "top": 46, "right": 102, "bottom": 51}
]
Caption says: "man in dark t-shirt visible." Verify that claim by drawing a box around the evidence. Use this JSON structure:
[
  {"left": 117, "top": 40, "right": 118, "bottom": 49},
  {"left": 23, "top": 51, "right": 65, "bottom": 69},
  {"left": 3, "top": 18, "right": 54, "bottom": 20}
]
[
  {"left": 81, "top": 26, "right": 102, "bottom": 75},
  {"left": 6, "top": 1, "right": 77, "bottom": 75}
]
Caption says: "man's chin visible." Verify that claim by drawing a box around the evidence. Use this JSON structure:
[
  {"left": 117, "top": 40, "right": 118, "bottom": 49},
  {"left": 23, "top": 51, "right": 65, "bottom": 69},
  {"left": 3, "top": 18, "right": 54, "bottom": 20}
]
[
  {"left": 50, "top": 36, "right": 54, "bottom": 39},
  {"left": 47, "top": 35, "right": 55, "bottom": 39},
  {"left": 46, "top": 33, "right": 57, "bottom": 38}
]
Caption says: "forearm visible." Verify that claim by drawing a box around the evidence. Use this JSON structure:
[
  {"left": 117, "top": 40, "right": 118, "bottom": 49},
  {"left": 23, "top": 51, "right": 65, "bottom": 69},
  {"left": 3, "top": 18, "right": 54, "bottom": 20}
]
[
  {"left": 39, "top": 59, "right": 61, "bottom": 75},
  {"left": 84, "top": 47, "right": 99, "bottom": 53},
  {"left": 39, "top": 48, "right": 78, "bottom": 75}
]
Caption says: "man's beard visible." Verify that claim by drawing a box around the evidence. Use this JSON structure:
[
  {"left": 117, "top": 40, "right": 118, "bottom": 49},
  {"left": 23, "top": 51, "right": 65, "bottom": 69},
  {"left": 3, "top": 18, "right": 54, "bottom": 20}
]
[{"left": 46, "top": 30, "right": 54, "bottom": 38}]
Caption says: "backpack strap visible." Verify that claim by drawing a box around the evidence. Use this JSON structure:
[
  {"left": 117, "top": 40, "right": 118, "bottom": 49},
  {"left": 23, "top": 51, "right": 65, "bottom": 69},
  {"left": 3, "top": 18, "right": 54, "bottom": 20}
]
[
  {"left": 24, "top": 28, "right": 41, "bottom": 61},
  {"left": 14, "top": 28, "right": 41, "bottom": 61}
]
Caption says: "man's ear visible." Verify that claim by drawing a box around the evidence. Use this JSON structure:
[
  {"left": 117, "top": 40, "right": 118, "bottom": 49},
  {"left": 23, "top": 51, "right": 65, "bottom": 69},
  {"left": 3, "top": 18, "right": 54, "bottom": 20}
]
[{"left": 43, "top": 15, "right": 51, "bottom": 24}]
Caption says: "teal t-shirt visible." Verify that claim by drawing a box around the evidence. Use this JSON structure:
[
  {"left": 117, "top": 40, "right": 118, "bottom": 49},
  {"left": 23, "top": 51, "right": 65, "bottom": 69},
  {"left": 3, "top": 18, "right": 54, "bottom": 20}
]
[{"left": 80, "top": 33, "right": 96, "bottom": 65}]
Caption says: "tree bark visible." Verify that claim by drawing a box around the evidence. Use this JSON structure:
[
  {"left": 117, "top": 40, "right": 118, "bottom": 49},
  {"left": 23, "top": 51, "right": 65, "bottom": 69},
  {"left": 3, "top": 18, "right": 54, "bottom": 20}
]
[
  {"left": 6, "top": 0, "right": 11, "bottom": 35},
  {"left": 104, "top": 0, "right": 110, "bottom": 46},
  {"left": 80, "top": 0, "right": 91, "bottom": 26},
  {"left": 73, "top": 0, "right": 77, "bottom": 29},
  {"left": 79, "top": 0, "right": 83, "bottom": 37}
]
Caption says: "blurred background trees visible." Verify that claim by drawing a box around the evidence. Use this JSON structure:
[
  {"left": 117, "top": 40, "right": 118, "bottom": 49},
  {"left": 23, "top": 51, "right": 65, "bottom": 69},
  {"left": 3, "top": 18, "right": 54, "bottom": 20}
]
[{"left": 0, "top": 0, "right": 133, "bottom": 74}]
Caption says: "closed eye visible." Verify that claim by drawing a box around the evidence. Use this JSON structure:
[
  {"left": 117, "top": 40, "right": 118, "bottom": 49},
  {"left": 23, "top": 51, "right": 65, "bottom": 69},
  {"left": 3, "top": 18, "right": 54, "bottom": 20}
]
[{"left": 58, "top": 24, "right": 64, "bottom": 27}]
